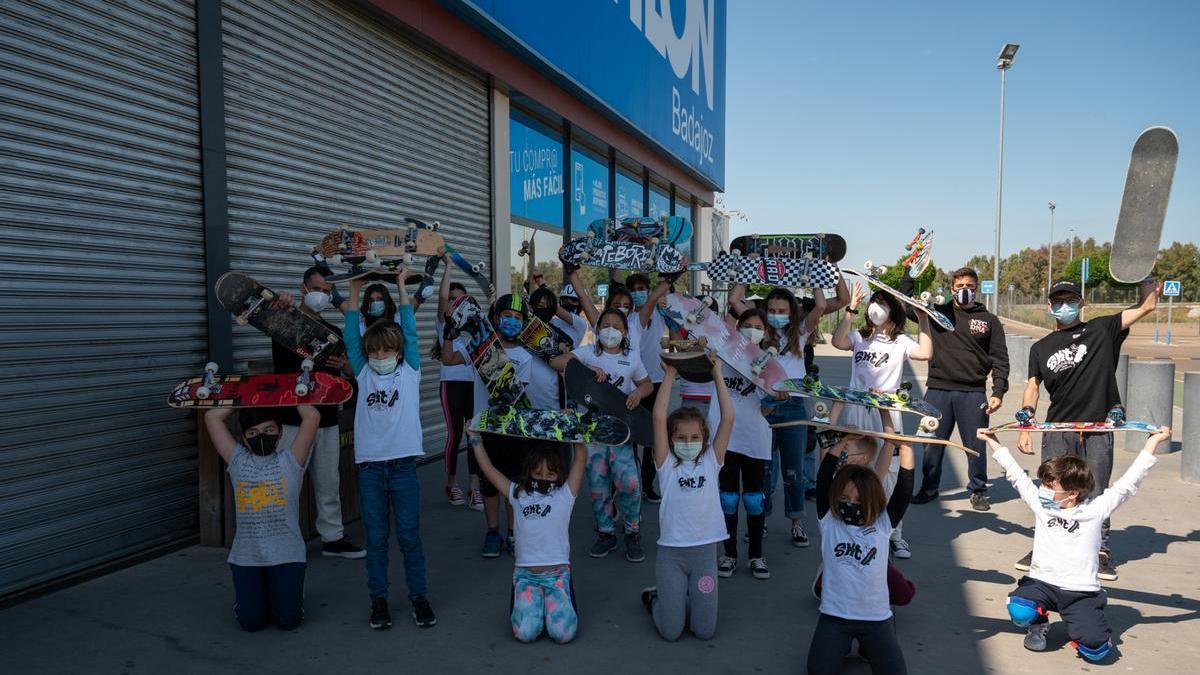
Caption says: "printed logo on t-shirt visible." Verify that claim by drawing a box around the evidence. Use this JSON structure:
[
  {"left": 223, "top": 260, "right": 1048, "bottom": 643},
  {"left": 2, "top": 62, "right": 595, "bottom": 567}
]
[
  {"left": 235, "top": 478, "right": 287, "bottom": 512},
  {"left": 365, "top": 389, "right": 399, "bottom": 409},
  {"left": 969, "top": 319, "right": 990, "bottom": 335},
  {"left": 1046, "top": 515, "right": 1080, "bottom": 533},
  {"left": 677, "top": 474, "right": 708, "bottom": 490},
  {"left": 854, "top": 350, "right": 891, "bottom": 368},
  {"left": 522, "top": 503, "right": 553, "bottom": 519},
  {"left": 833, "top": 540, "right": 880, "bottom": 566},
  {"left": 1045, "top": 344, "right": 1088, "bottom": 374}
]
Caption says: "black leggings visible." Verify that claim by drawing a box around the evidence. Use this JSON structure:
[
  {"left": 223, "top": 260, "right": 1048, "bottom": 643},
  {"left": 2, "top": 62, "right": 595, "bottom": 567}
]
[
  {"left": 719, "top": 452, "right": 767, "bottom": 559},
  {"left": 440, "top": 380, "right": 476, "bottom": 479},
  {"left": 807, "top": 613, "right": 906, "bottom": 674}
]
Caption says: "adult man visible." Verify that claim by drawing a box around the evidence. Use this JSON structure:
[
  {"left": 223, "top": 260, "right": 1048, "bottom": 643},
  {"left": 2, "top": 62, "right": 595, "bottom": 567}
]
[
  {"left": 903, "top": 267, "right": 1009, "bottom": 511},
  {"left": 271, "top": 267, "right": 365, "bottom": 559},
  {"left": 1014, "top": 278, "right": 1157, "bottom": 580}
]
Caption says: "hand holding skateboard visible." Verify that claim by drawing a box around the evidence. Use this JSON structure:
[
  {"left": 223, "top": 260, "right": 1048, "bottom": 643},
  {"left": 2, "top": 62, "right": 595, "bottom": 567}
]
[{"left": 1017, "top": 430, "right": 1034, "bottom": 455}]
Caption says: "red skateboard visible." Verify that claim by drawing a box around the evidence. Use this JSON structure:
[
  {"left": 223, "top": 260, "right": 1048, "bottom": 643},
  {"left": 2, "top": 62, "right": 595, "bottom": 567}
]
[{"left": 168, "top": 363, "right": 353, "bottom": 409}]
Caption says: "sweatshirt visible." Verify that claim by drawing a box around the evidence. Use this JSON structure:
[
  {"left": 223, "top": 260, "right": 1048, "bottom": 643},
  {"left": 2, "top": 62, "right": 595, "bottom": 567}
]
[{"left": 898, "top": 277, "right": 1009, "bottom": 398}]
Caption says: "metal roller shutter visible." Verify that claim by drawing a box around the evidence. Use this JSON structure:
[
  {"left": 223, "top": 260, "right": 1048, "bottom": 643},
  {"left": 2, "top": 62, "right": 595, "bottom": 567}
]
[
  {"left": 221, "top": 0, "right": 491, "bottom": 456},
  {"left": 0, "top": 0, "right": 205, "bottom": 597}
]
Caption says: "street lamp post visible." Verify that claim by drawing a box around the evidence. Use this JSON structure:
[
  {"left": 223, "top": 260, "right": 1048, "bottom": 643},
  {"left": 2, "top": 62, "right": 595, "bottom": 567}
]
[
  {"left": 1068, "top": 227, "right": 1075, "bottom": 261},
  {"left": 1047, "top": 201, "right": 1056, "bottom": 289},
  {"left": 991, "top": 43, "right": 1019, "bottom": 313}
]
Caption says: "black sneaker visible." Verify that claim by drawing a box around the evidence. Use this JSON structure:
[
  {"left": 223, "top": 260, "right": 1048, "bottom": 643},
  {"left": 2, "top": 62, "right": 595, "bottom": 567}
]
[
  {"left": 625, "top": 533, "right": 646, "bottom": 562},
  {"left": 1098, "top": 551, "right": 1118, "bottom": 581},
  {"left": 589, "top": 532, "right": 617, "bottom": 558},
  {"left": 804, "top": 488, "right": 817, "bottom": 501},
  {"left": 322, "top": 538, "right": 366, "bottom": 559},
  {"left": 970, "top": 492, "right": 991, "bottom": 512},
  {"left": 412, "top": 596, "right": 436, "bottom": 628},
  {"left": 641, "top": 586, "right": 657, "bottom": 615},
  {"left": 1014, "top": 551, "right": 1033, "bottom": 572},
  {"left": 644, "top": 487, "right": 662, "bottom": 504},
  {"left": 369, "top": 597, "right": 392, "bottom": 630},
  {"left": 791, "top": 522, "right": 809, "bottom": 548},
  {"left": 1024, "top": 622, "right": 1049, "bottom": 651},
  {"left": 912, "top": 490, "right": 939, "bottom": 505}
]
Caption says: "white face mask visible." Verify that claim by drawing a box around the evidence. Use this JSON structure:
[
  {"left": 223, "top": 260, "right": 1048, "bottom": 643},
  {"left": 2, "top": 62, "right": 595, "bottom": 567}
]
[
  {"left": 598, "top": 326, "right": 623, "bottom": 348},
  {"left": 368, "top": 355, "right": 398, "bottom": 375},
  {"left": 673, "top": 441, "right": 703, "bottom": 461},
  {"left": 304, "top": 291, "right": 331, "bottom": 312},
  {"left": 739, "top": 326, "right": 764, "bottom": 344},
  {"left": 615, "top": 306, "right": 630, "bottom": 316},
  {"left": 867, "top": 302, "right": 889, "bottom": 326}
]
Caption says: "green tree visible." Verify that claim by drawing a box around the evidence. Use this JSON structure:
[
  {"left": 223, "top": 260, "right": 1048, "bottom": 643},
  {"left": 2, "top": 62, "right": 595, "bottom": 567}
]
[
  {"left": 1155, "top": 242, "right": 1200, "bottom": 301},
  {"left": 874, "top": 254, "right": 937, "bottom": 291}
]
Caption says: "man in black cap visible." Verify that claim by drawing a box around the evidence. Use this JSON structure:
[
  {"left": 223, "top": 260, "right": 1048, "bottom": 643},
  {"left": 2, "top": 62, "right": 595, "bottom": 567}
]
[{"left": 1014, "top": 277, "right": 1158, "bottom": 580}]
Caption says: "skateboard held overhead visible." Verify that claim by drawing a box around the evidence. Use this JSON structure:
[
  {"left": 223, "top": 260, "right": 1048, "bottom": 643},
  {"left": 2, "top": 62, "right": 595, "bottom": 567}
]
[
  {"left": 446, "top": 295, "right": 530, "bottom": 408},
  {"left": 730, "top": 233, "right": 847, "bottom": 263},
  {"left": 168, "top": 364, "right": 352, "bottom": 409},
  {"left": 903, "top": 228, "right": 933, "bottom": 278},
  {"left": 563, "top": 359, "right": 653, "bottom": 448},
  {"left": 516, "top": 315, "right": 574, "bottom": 362},
  {"left": 773, "top": 376, "right": 942, "bottom": 433},
  {"left": 315, "top": 221, "right": 444, "bottom": 264},
  {"left": 769, "top": 420, "right": 978, "bottom": 457},
  {"left": 215, "top": 271, "right": 344, "bottom": 363},
  {"left": 687, "top": 253, "right": 841, "bottom": 288},
  {"left": 660, "top": 293, "right": 789, "bottom": 394},
  {"left": 659, "top": 338, "right": 716, "bottom": 383},
  {"left": 842, "top": 266, "right": 955, "bottom": 332},
  {"left": 472, "top": 406, "right": 630, "bottom": 446},
  {"left": 1109, "top": 126, "right": 1179, "bottom": 283}
]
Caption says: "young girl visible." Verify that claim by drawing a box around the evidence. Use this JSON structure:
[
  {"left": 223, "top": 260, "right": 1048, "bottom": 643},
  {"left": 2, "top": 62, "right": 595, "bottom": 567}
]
[
  {"left": 551, "top": 308, "right": 653, "bottom": 562},
  {"left": 641, "top": 361, "right": 733, "bottom": 641},
  {"left": 808, "top": 418, "right": 915, "bottom": 673},
  {"left": 470, "top": 435, "right": 587, "bottom": 643},
  {"left": 203, "top": 404, "right": 320, "bottom": 631},
  {"left": 432, "top": 255, "right": 479, "bottom": 508},
  {"left": 360, "top": 282, "right": 397, "bottom": 333},
  {"left": 831, "top": 283, "right": 931, "bottom": 559},
  {"left": 714, "top": 308, "right": 776, "bottom": 580}
]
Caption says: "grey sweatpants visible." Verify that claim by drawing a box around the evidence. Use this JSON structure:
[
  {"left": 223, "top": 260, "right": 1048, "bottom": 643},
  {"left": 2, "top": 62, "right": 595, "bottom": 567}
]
[{"left": 652, "top": 543, "right": 719, "bottom": 640}]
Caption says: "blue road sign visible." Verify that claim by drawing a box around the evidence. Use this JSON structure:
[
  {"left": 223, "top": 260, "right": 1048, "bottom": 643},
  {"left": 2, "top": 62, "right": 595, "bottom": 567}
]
[
  {"left": 1164, "top": 280, "right": 1181, "bottom": 297},
  {"left": 596, "top": 283, "right": 609, "bottom": 299},
  {"left": 981, "top": 279, "right": 996, "bottom": 295}
]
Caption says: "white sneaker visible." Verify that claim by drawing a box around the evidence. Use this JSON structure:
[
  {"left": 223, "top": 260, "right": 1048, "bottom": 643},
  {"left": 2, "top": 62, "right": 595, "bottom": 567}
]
[
  {"left": 749, "top": 557, "right": 770, "bottom": 580},
  {"left": 717, "top": 555, "right": 737, "bottom": 578},
  {"left": 891, "top": 537, "right": 912, "bottom": 559},
  {"left": 791, "top": 522, "right": 809, "bottom": 548}
]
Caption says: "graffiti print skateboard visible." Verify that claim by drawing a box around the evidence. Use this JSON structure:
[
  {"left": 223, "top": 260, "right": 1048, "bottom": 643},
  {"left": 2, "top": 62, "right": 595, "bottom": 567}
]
[
  {"left": 472, "top": 406, "right": 630, "bottom": 446},
  {"left": 316, "top": 221, "right": 443, "bottom": 263},
  {"left": 168, "top": 365, "right": 352, "bottom": 409},
  {"left": 659, "top": 338, "right": 716, "bottom": 383},
  {"left": 446, "top": 295, "right": 530, "bottom": 407},
  {"left": 688, "top": 253, "right": 840, "bottom": 288},
  {"left": 986, "top": 421, "right": 1161, "bottom": 436},
  {"left": 563, "top": 359, "right": 653, "bottom": 447},
  {"left": 517, "top": 315, "right": 574, "bottom": 362},
  {"left": 773, "top": 376, "right": 942, "bottom": 432},
  {"left": 903, "top": 228, "right": 933, "bottom": 277},
  {"left": 1110, "top": 126, "right": 1179, "bottom": 283},
  {"left": 660, "top": 293, "right": 790, "bottom": 394},
  {"left": 559, "top": 236, "right": 685, "bottom": 274},
  {"left": 769, "top": 420, "right": 978, "bottom": 457},
  {"left": 730, "top": 233, "right": 847, "bottom": 262},
  {"left": 215, "top": 272, "right": 344, "bottom": 363},
  {"left": 592, "top": 216, "right": 692, "bottom": 246},
  {"left": 842, "top": 267, "right": 955, "bottom": 332}
]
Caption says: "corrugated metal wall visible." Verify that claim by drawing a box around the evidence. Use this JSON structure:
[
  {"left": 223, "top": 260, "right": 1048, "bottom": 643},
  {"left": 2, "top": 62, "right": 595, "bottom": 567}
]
[
  {"left": 221, "top": 0, "right": 492, "bottom": 455},
  {"left": 0, "top": 0, "right": 205, "bottom": 597}
]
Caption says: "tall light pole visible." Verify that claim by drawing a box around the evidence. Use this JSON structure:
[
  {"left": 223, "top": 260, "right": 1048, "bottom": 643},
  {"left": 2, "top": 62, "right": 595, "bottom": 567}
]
[
  {"left": 1068, "top": 227, "right": 1075, "bottom": 261},
  {"left": 991, "top": 43, "right": 1019, "bottom": 313},
  {"left": 1047, "top": 201, "right": 1056, "bottom": 291}
]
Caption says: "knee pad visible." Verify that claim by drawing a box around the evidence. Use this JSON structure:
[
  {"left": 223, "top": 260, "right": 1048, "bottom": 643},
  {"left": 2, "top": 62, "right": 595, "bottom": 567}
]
[
  {"left": 741, "top": 491, "right": 765, "bottom": 516},
  {"left": 719, "top": 491, "right": 740, "bottom": 515},
  {"left": 1073, "top": 640, "right": 1111, "bottom": 662},
  {"left": 1006, "top": 596, "right": 1042, "bottom": 627}
]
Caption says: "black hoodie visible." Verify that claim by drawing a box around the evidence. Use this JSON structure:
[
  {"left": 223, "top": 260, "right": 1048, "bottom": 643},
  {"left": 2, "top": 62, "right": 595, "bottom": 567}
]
[{"left": 897, "top": 277, "right": 1009, "bottom": 398}]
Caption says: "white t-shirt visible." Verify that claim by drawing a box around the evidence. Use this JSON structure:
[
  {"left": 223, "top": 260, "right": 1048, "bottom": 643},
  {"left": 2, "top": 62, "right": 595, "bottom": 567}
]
[
  {"left": 817, "top": 510, "right": 895, "bottom": 621},
  {"left": 508, "top": 483, "right": 576, "bottom": 567},
  {"left": 706, "top": 364, "right": 770, "bottom": 460},
  {"left": 437, "top": 319, "right": 473, "bottom": 382},
  {"left": 353, "top": 361, "right": 424, "bottom": 462},
  {"left": 551, "top": 313, "right": 590, "bottom": 349},
  {"left": 632, "top": 309, "right": 668, "bottom": 383},
  {"left": 775, "top": 331, "right": 811, "bottom": 380},
  {"left": 656, "top": 448, "right": 726, "bottom": 547},
  {"left": 994, "top": 446, "right": 1156, "bottom": 592},
  {"left": 848, "top": 331, "right": 916, "bottom": 392},
  {"left": 571, "top": 346, "right": 648, "bottom": 395},
  {"left": 679, "top": 378, "right": 712, "bottom": 401}
]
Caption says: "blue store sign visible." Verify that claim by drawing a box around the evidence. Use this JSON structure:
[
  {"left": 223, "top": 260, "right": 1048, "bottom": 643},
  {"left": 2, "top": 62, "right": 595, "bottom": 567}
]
[
  {"left": 510, "top": 112, "right": 563, "bottom": 228},
  {"left": 572, "top": 147, "right": 609, "bottom": 225},
  {"left": 444, "top": 0, "right": 727, "bottom": 189}
]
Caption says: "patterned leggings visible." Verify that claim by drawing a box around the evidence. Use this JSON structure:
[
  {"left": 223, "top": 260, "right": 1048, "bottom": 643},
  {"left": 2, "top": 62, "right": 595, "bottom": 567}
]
[
  {"left": 511, "top": 565, "right": 577, "bottom": 643},
  {"left": 586, "top": 443, "right": 641, "bottom": 535}
]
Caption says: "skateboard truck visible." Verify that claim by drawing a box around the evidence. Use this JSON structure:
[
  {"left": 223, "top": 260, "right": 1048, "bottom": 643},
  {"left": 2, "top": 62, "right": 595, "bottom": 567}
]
[
  {"left": 1106, "top": 405, "right": 1127, "bottom": 427},
  {"left": 812, "top": 400, "right": 832, "bottom": 422},
  {"left": 1015, "top": 405, "right": 1037, "bottom": 425},
  {"left": 294, "top": 358, "right": 316, "bottom": 397},
  {"left": 196, "top": 362, "right": 220, "bottom": 399},
  {"left": 235, "top": 288, "right": 274, "bottom": 326}
]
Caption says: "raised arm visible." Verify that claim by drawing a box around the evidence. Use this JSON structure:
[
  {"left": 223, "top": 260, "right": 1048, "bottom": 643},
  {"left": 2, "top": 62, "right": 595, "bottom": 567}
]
[
  {"left": 569, "top": 268, "right": 600, "bottom": 329},
  {"left": 1089, "top": 427, "right": 1169, "bottom": 517},
  {"left": 710, "top": 359, "right": 734, "bottom": 463},
  {"left": 815, "top": 451, "right": 838, "bottom": 519},
  {"left": 342, "top": 284, "right": 366, "bottom": 376},
  {"left": 437, "top": 250, "right": 453, "bottom": 318},
  {"left": 468, "top": 431, "right": 512, "bottom": 497},
  {"left": 289, "top": 404, "right": 321, "bottom": 465},
  {"left": 831, "top": 282, "right": 865, "bottom": 351},
  {"left": 885, "top": 439, "right": 914, "bottom": 528},
  {"left": 637, "top": 278, "right": 670, "bottom": 328},
  {"left": 802, "top": 289, "right": 826, "bottom": 333},
  {"left": 907, "top": 313, "right": 933, "bottom": 361},
  {"left": 394, "top": 268, "right": 419, "bottom": 371},
  {"left": 566, "top": 442, "right": 587, "bottom": 495},
  {"left": 203, "top": 408, "right": 238, "bottom": 463},
  {"left": 824, "top": 275, "right": 850, "bottom": 315},
  {"left": 1016, "top": 376, "right": 1040, "bottom": 455},
  {"left": 979, "top": 429, "right": 1040, "bottom": 511},
  {"left": 729, "top": 283, "right": 752, "bottom": 316},
  {"left": 1120, "top": 278, "right": 1159, "bottom": 329},
  {"left": 652, "top": 364, "right": 677, "bottom": 468}
]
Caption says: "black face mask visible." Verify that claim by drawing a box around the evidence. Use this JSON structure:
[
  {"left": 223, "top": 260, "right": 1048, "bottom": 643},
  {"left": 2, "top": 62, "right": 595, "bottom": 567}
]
[
  {"left": 245, "top": 433, "right": 281, "bottom": 456},
  {"left": 531, "top": 479, "right": 556, "bottom": 495},
  {"left": 533, "top": 306, "right": 555, "bottom": 323},
  {"left": 561, "top": 301, "right": 580, "bottom": 315},
  {"left": 836, "top": 501, "right": 865, "bottom": 526}
]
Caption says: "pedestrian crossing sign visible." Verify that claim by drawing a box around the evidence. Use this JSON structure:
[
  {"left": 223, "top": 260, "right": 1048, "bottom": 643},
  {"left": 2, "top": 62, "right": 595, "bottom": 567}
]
[{"left": 1163, "top": 280, "right": 1181, "bottom": 297}]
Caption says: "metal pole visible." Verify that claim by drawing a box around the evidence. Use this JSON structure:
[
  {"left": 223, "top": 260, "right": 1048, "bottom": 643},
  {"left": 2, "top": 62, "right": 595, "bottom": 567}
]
[
  {"left": 1167, "top": 295, "right": 1174, "bottom": 345},
  {"left": 991, "top": 66, "right": 1008, "bottom": 314},
  {"left": 1183, "top": 372, "right": 1200, "bottom": 483},
  {"left": 1047, "top": 202, "right": 1055, "bottom": 291}
]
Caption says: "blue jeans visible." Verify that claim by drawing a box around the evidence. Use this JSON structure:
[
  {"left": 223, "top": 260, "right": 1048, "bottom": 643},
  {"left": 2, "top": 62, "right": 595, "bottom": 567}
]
[
  {"left": 229, "top": 562, "right": 306, "bottom": 631},
  {"left": 919, "top": 389, "right": 990, "bottom": 494},
  {"left": 765, "top": 398, "right": 807, "bottom": 519},
  {"left": 359, "top": 458, "right": 428, "bottom": 601}
]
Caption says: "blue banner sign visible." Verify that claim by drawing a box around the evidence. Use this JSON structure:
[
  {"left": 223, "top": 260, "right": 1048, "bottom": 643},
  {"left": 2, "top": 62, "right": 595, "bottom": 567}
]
[
  {"left": 510, "top": 113, "right": 563, "bottom": 227},
  {"left": 572, "top": 147, "right": 609, "bottom": 226}
]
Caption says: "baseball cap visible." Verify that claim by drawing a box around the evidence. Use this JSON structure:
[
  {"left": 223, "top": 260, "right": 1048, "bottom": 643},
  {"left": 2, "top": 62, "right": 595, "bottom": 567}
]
[
  {"left": 560, "top": 284, "right": 578, "bottom": 299},
  {"left": 1047, "top": 280, "right": 1082, "bottom": 300}
]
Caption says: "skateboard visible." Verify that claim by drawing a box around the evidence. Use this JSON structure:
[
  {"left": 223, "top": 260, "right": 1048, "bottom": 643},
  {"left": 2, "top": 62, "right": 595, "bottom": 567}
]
[
  {"left": 1110, "top": 126, "right": 1179, "bottom": 283},
  {"left": 472, "top": 406, "right": 630, "bottom": 446},
  {"left": 214, "top": 272, "right": 344, "bottom": 363},
  {"left": 516, "top": 315, "right": 575, "bottom": 362},
  {"left": 446, "top": 295, "right": 530, "bottom": 407},
  {"left": 729, "top": 233, "right": 847, "bottom": 263},
  {"left": 314, "top": 252, "right": 425, "bottom": 285},
  {"left": 769, "top": 420, "right": 979, "bottom": 457},
  {"left": 315, "top": 221, "right": 443, "bottom": 264},
  {"left": 590, "top": 216, "right": 692, "bottom": 246},
  {"left": 559, "top": 236, "right": 685, "bottom": 274},
  {"left": 660, "top": 293, "right": 790, "bottom": 394},
  {"left": 985, "top": 420, "right": 1161, "bottom": 435},
  {"left": 658, "top": 339, "right": 716, "bottom": 383},
  {"left": 563, "top": 359, "right": 654, "bottom": 447},
  {"left": 773, "top": 376, "right": 942, "bottom": 433},
  {"left": 168, "top": 364, "right": 353, "bottom": 409},
  {"left": 687, "top": 253, "right": 841, "bottom": 288},
  {"left": 842, "top": 267, "right": 955, "bottom": 332},
  {"left": 903, "top": 228, "right": 933, "bottom": 277}
]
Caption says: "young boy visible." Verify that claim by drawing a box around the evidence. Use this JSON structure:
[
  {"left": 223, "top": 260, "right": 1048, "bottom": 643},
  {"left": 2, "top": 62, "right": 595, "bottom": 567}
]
[
  {"left": 979, "top": 426, "right": 1171, "bottom": 662},
  {"left": 343, "top": 269, "right": 435, "bottom": 630}
]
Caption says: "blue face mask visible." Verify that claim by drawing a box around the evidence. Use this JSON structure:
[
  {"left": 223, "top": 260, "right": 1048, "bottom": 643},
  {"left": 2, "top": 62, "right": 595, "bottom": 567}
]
[
  {"left": 767, "top": 314, "right": 790, "bottom": 329},
  {"left": 498, "top": 315, "right": 524, "bottom": 339},
  {"left": 367, "top": 300, "right": 386, "bottom": 317},
  {"left": 630, "top": 290, "right": 649, "bottom": 307},
  {"left": 1037, "top": 485, "right": 1067, "bottom": 510},
  {"left": 1050, "top": 301, "right": 1081, "bottom": 324}
]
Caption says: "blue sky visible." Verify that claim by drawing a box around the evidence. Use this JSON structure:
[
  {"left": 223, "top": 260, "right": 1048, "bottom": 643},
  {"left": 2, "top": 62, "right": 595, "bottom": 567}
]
[{"left": 721, "top": 0, "right": 1198, "bottom": 273}]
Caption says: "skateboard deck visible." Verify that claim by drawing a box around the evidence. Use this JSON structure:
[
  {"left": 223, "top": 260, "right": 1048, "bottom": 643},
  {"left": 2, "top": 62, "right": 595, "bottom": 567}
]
[
  {"left": 1110, "top": 126, "right": 1179, "bottom": 283},
  {"left": 168, "top": 369, "right": 352, "bottom": 409},
  {"left": 517, "top": 315, "right": 574, "bottom": 362},
  {"left": 985, "top": 420, "right": 1162, "bottom": 435},
  {"left": 559, "top": 236, "right": 685, "bottom": 273},
  {"left": 769, "top": 420, "right": 978, "bottom": 457},
  {"left": 773, "top": 376, "right": 942, "bottom": 431},
  {"left": 659, "top": 339, "right": 716, "bottom": 383},
  {"left": 473, "top": 406, "right": 630, "bottom": 446},
  {"left": 730, "top": 233, "right": 847, "bottom": 262},
  {"left": 660, "top": 293, "right": 790, "bottom": 394},
  {"left": 563, "top": 359, "right": 653, "bottom": 447},
  {"left": 842, "top": 267, "right": 955, "bottom": 332},
  {"left": 903, "top": 228, "right": 933, "bottom": 277},
  {"left": 588, "top": 216, "right": 690, "bottom": 246},
  {"left": 316, "top": 254, "right": 425, "bottom": 284},
  {"left": 447, "top": 295, "right": 530, "bottom": 408},
  {"left": 688, "top": 253, "right": 841, "bottom": 288},
  {"left": 316, "top": 221, "right": 443, "bottom": 262},
  {"left": 214, "top": 272, "right": 344, "bottom": 363}
]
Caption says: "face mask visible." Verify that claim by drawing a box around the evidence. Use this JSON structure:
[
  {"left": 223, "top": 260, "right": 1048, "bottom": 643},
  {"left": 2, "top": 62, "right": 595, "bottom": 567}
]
[
  {"left": 867, "top": 302, "right": 889, "bottom": 326},
  {"left": 836, "top": 501, "right": 865, "bottom": 526},
  {"left": 303, "top": 291, "right": 331, "bottom": 312},
  {"left": 498, "top": 316, "right": 524, "bottom": 338},
  {"left": 367, "top": 300, "right": 386, "bottom": 317},
  {"left": 1037, "top": 486, "right": 1069, "bottom": 510},
  {"left": 739, "top": 326, "right": 764, "bottom": 344},
  {"left": 598, "top": 326, "right": 623, "bottom": 348},
  {"left": 561, "top": 301, "right": 580, "bottom": 315},
  {"left": 630, "top": 290, "right": 649, "bottom": 307},
  {"left": 533, "top": 306, "right": 555, "bottom": 322},
  {"left": 672, "top": 441, "right": 703, "bottom": 461},
  {"left": 531, "top": 479, "right": 556, "bottom": 495},
  {"left": 954, "top": 287, "right": 976, "bottom": 305},
  {"left": 615, "top": 306, "right": 630, "bottom": 316},
  {"left": 369, "top": 355, "right": 398, "bottom": 375},
  {"left": 1050, "top": 301, "right": 1081, "bottom": 324},
  {"left": 767, "top": 313, "right": 789, "bottom": 329},
  {"left": 245, "top": 432, "right": 280, "bottom": 457}
]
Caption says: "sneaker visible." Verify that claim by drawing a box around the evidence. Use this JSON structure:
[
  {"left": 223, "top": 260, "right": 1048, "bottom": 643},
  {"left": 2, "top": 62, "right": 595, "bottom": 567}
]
[
  {"left": 717, "top": 555, "right": 737, "bottom": 577},
  {"left": 1024, "top": 622, "right": 1050, "bottom": 651},
  {"left": 749, "top": 557, "right": 770, "bottom": 580},
  {"left": 446, "top": 485, "right": 466, "bottom": 506},
  {"left": 641, "top": 586, "right": 657, "bottom": 615},
  {"left": 791, "top": 522, "right": 809, "bottom": 548},
  {"left": 912, "top": 489, "right": 939, "bottom": 505},
  {"left": 322, "top": 538, "right": 366, "bottom": 559},
  {"left": 1098, "top": 551, "right": 1118, "bottom": 581},
  {"left": 970, "top": 492, "right": 991, "bottom": 512},
  {"left": 1014, "top": 550, "right": 1033, "bottom": 572},
  {"left": 589, "top": 532, "right": 617, "bottom": 558},
  {"left": 481, "top": 529, "right": 502, "bottom": 558},
  {"left": 505, "top": 534, "right": 516, "bottom": 557},
  {"left": 468, "top": 488, "right": 484, "bottom": 511},
  {"left": 412, "top": 596, "right": 436, "bottom": 628},
  {"left": 890, "top": 538, "right": 912, "bottom": 560},
  {"left": 742, "top": 523, "right": 767, "bottom": 543},
  {"left": 625, "top": 533, "right": 646, "bottom": 562},
  {"left": 644, "top": 487, "right": 662, "bottom": 504},
  {"left": 804, "top": 488, "right": 817, "bottom": 501},
  {"left": 369, "top": 597, "right": 392, "bottom": 630}
]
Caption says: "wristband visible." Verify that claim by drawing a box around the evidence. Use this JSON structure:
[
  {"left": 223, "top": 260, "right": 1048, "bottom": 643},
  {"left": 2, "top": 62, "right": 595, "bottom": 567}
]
[
  {"left": 845, "top": 308, "right": 859, "bottom": 315},
  {"left": 468, "top": 435, "right": 483, "bottom": 447}
]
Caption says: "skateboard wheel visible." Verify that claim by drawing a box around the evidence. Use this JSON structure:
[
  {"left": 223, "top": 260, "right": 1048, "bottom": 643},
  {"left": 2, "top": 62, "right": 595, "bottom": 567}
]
[
  {"left": 813, "top": 401, "right": 830, "bottom": 417},
  {"left": 731, "top": 248, "right": 742, "bottom": 256},
  {"left": 920, "top": 291, "right": 931, "bottom": 302},
  {"left": 301, "top": 358, "right": 315, "bottom": 372},
  {"left": 919, "top": 416, "right": 939, "bottom": 432},
  {"left": 196, "top": 386, "right": 211, "bottom": 400},
  {"left": 895, "top": 390, "right": 911, "bottom": 403},
  {"left": 471, "top": 263, "right": 482, "bottom": 273},
  {"left": 661, "top": 337, "right": 670, "bottom": 349},
  {"left": 294, "top": 383, "right": 310, "bottom": 397},
  {"left": 766, "top": 346, "right": 778, "bottom": 356},
  {"left": 877, "top": 266, "right": 888, "bottom": 276},
  {"left": 260, "top": 289, "right": 273, "bottom": 301},
  {"left": 365, "top": 250, "right": 378, "bottom": 263},
  {"left": 204, "top": 362, "right": 219, "bottom": 374},
  {"left": 235, "top": 315, "right": 248, "bottom": 326},
  {"left": 426, "top": 222, "right": 436, "bottom": 231},
  {"left": 864, "top": 260, "right": 873, "bottom": 271},
  {"left": 934, "top": 294, "right": 945, "bottom": 304}
]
